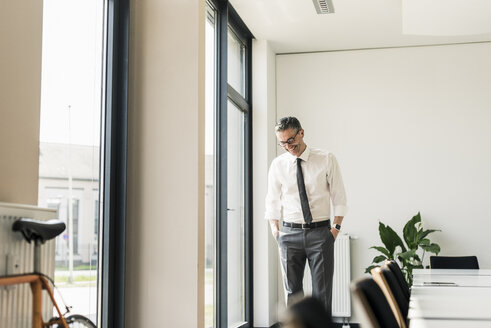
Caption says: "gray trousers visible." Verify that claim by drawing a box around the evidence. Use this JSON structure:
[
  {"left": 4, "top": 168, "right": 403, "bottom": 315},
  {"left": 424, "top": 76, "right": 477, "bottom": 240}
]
[{"left": 276, "top": 224, "right": 335, "bottom": 316}]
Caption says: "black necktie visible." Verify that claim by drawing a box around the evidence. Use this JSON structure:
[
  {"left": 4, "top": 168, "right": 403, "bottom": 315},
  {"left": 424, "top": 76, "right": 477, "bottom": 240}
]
[{"left": 296, "top": 158, "right": 313, "bottom": 224}]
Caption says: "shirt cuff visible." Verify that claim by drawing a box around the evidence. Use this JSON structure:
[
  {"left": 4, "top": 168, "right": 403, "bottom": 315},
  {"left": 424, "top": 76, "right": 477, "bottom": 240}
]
[
  {"left": 264, "top": 211, "right": 281, "bottom": 221},
  {"left": 333, "top": 205, "right": 348, "bottom": 217}
]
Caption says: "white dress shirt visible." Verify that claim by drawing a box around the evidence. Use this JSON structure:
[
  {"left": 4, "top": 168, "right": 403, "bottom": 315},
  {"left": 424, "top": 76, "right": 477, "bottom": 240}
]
[{"left": 265, "top": 146, "right": 348, "bottom": 224}]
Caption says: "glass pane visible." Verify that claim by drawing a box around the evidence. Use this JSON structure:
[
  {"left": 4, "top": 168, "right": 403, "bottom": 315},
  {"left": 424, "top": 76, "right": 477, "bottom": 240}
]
[
  {"left": 227, "top": 100, "right": 245, "bottom": 327},
  {"left": 38, "top": 0, "right": 105, "bottom": 323},
  {"left": 205, "top": 4, "right": 216, "bottom": 328},
  {"left": 227, "top": 28, "right": 246, "bottom": 97}
]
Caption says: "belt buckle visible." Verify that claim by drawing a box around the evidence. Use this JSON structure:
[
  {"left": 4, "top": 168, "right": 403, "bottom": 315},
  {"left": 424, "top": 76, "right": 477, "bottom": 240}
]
[{"left": 301, "top": 223, "right": 311, "bottom": 230}]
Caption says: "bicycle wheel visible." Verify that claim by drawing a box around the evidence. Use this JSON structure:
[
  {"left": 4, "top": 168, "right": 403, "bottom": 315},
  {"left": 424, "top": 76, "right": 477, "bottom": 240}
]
[{"left": 65, "top": 314, "right": 97, "bottom": 328}]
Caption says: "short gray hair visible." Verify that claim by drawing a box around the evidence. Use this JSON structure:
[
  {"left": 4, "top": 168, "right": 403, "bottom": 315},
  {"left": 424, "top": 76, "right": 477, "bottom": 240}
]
[{"left": 275, "top": 116, "right": 302, "bottom": 133}]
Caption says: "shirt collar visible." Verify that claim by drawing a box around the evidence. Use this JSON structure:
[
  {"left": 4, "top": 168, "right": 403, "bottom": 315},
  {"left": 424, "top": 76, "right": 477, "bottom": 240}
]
[{"left": 289, "top": 145, "right": 311, "bottom": 163}]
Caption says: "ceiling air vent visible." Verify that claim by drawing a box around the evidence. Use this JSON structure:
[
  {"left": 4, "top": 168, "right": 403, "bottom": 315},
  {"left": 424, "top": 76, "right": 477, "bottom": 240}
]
[{"left": 312, "top": 0, "right": 335, "bottom": 14}]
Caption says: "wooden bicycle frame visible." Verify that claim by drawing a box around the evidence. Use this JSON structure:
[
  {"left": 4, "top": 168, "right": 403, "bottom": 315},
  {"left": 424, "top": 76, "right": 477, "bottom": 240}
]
[{"left": 0, "top": 273, "right": 68, "bottom": 328}]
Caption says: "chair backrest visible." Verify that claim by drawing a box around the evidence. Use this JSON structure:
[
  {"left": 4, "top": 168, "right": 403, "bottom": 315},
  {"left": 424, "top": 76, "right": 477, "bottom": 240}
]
[
  {"left": 430, "top": 256, "right": 479, "bottom": 269},
  {"left": 351, "top": 277, "right": 400, "bottom": 328},
  {"left": 385, "top": 260, "right": 410, "bottom": 302},
  {"left": 381, "top": 267, "right": 409, "bottom": 319},
  {"left": 371, "top": 267, "right": 407, "bottom": 328}
]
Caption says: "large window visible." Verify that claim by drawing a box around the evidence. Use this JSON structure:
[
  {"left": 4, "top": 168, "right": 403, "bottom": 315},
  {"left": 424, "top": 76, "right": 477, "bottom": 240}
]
[
  {"left": 227, "top": 99, "right": 246, "bottom": 326},
  {"left": 38, "top": 0, "right": 104, "bottom": 322},
  {"left": 37, "top": 0, "right": 129, "bottom": 326},
  {"left": 205, "top": 1, "right": 253, "bottom": 327},
  {"left": 205, "top": 4, "right": 217, "bottom": 328}
]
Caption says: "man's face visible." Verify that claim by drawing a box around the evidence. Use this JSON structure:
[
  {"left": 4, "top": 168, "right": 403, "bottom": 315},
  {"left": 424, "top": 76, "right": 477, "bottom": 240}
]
[{"left": 276, "top": 127, "right": 305, "bottom": 157}]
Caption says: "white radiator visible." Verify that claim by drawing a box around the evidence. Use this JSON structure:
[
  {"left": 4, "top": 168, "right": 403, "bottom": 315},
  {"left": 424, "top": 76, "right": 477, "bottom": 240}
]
[
  {"left": 303, "top": 233, "right": 351, "bottom": 318},
  {"left": 0, "top": 202, "right": 58, "bottom": 328}
]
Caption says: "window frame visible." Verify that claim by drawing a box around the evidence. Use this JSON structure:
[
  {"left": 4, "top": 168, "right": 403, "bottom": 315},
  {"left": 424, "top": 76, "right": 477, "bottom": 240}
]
[
  {"left": 99, "top": 0, "right": 129, "bottom": 327},
  {"left": 209, "top": 0, "right": 254, "bottom": 327}
]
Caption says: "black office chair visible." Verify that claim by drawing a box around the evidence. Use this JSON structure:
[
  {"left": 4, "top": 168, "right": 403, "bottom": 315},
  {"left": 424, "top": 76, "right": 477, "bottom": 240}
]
[
  {"left": 430, "top": 256, "right": 479, "bottom": 269},
  {"left": 352, "top": 277, "right": 400, "bottom": 328},
  {"left": 381, "top": 267, "right": 409, "bottom": 320},
  {"left": 385, "top": 260, "right": 410, "bottom": 302},
  {"left": 371, "top": 267, "right": 407, "bottom": 328}
]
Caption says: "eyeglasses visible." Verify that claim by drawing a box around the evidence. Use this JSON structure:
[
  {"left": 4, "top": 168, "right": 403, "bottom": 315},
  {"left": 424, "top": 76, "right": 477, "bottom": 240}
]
[{"left": 278, "top": 130, "right": 299, "bottom": 147}]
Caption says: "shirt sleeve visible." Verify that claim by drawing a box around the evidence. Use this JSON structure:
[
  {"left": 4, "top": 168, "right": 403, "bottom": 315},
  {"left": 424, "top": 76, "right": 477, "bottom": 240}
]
[
  {"left": 327, "top": 153, "right": 348, "bottom": 217},
  {"left": 264, "top": 159, "right": 282, "bottom": 221}
]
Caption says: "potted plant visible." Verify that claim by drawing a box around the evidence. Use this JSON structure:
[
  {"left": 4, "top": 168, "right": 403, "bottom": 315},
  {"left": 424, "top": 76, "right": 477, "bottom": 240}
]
[{"left": 365, "top": 212, "right": 441, "bottom": 286}]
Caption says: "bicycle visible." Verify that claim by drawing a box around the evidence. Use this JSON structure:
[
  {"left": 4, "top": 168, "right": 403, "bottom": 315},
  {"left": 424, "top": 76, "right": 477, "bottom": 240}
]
[{"left": 0, "top": 218, "right": 96, "bottom": 328}]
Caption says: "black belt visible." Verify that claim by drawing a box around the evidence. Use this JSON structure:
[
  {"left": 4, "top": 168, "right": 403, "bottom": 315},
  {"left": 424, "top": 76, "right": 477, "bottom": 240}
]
[{"left": 283, "top": 220, "right": 330, "bottom": 230}]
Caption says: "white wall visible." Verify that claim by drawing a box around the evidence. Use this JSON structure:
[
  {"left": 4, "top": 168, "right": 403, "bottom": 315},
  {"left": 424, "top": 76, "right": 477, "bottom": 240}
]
[
  {"left": 276, "top": 42, "right": 491, "bottom": 320},
  {"left": 0, "top": 0, "right": 43, "bottom": 205},
  {"left": 252, "top": 39, "right": 279, "bottom": 327},
  {"left": 126, "top": 0, "right": 205, "bottom": 326}
]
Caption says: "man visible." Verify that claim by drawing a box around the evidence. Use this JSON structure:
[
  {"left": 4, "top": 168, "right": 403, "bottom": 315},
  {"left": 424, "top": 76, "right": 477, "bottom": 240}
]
[{"left": 265, "top": 116, "right": 347, "bottom": 316}]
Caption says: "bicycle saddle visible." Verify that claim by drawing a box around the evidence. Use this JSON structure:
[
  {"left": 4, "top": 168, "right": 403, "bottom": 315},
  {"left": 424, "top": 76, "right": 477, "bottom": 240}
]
[{"left": 12, "top": 218, "right": 66, "bottom": 244}]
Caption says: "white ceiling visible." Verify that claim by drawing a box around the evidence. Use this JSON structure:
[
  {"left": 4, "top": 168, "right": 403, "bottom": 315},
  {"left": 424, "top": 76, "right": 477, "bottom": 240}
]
[{"left": 230, "top": 0, "right": 491, "bottom": 54}]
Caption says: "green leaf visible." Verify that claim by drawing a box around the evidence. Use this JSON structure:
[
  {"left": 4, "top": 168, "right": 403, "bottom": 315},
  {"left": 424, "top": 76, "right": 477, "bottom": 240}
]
[
  {"left": 370, "top": 246, "right": 391, "bottom": 258},
  {"left": 365, "top": 265, "right": 379, "bottom": 274},
  {"left": 397, "top": 256, "right": 407, "bottom": 266},
  {"left": 379, "top": 221, "right": 406, "bottom": 256},
  {"left": 398, "top": 250, "right": 416, "bottom": 261},
  {"left": 372, "top": 255, "right": 387, "bottom": 264},
  {"left": 419, "top": 229, "right": 441, "bottom": 240},
  {"left": 419, "top": 238, "right": 430, "bottom": 246},
  {"left": 421, "top": 243, "right": 441, "bottom": 254},
  {"left": 403, "top": 212, "right": 421, "bottom": 249}
]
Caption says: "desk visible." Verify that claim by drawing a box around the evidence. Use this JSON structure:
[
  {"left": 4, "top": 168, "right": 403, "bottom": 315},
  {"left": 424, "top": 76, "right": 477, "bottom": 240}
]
[
  {"left": 410, "top": 319, "right": 491, "bottom": 328},
  {"left": 409, "top": 287, "right": 491, "bottom": 320},
  {"left": 412, "top": 274, "right": 491, "bottom": 287},
  {"left": 413, "top": 269, "right": 491, "bottom": 276},
  {"left": 409, "top": 269, "right": 491, "bottom": 327}
]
